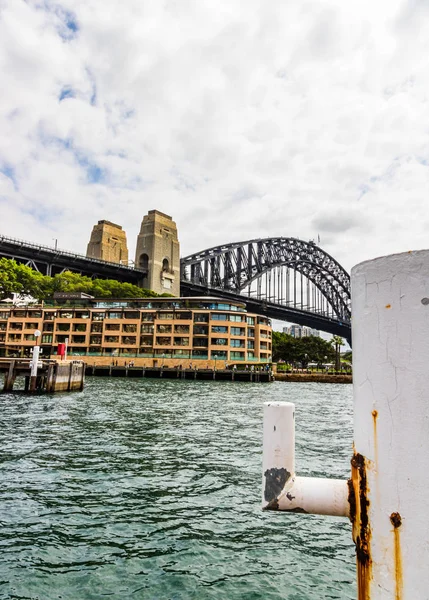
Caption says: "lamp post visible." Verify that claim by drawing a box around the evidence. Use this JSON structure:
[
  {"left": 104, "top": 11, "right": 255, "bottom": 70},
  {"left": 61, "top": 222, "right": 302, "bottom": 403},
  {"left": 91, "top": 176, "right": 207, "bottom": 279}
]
[
  {"left": 214, "top": 354, "right": 217, "bottom": 371},
  {"left": 30, "top": 329, "right": 41, "bottom": 392},
  {"left": 52, "top": 238, "right": 58, "bottom": 251}
]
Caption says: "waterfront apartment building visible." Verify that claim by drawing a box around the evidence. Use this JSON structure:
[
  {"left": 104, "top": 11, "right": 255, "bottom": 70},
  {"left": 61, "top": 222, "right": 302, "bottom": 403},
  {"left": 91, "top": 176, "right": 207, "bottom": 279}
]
[{"left": 0, "top": 297, "right": 272, "bottom": 366}]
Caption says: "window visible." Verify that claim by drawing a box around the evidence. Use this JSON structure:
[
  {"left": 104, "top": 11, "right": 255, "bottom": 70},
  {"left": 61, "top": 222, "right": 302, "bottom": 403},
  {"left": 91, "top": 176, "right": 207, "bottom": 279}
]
[
  {"left": 57, "top": 323, "right": 71, "bottom": 332},
  {"left": 247, "top": 328, "right": 255, "bottom": 338},
  {"left": 8, "top": 334, "right": 22, "bottom": 341},
  {"left": 158, "top": 312, "right": 174, "bottom": 320},
  {"left": 193, "top": 337, "right": 208, "bottom": 347},
  {"left": 9, "top": 322, "right": 23, "bottom": 330},
  {"left": 140, "top": 336, "right": 153, "bottom": 346},
  {"left": 42, "top": 334, "right": 53, "bottom": 344},
  {"left": 121, "top": 336, "right": 137, "bottom": 345},
  {"left": 105, "top": 323, "right": 120, "bottom": 331},
  {"left": 156, "top": 337, "right": 171, "bottom": 346},
  {"left": 211, "top": 314, "right": 228, "bottom": 321},
  {"left": 43, "top": 323, "right": 54, "bottom": 332},
  {"left": 211, "top": 350, "right": 227, "bottom": 359},
  {"left": 230, "top": 315, "right": 244, "bottom": 322},
  {"left": 162, "top": 258, "right": 169, "bottom": 272},
  {"left": 123, "top": 324, "right": 137, "bottom": 333},
  {"left": 72, "top": 335, "right": 86, "bottom": 344},
  {"left": 174, "top": 324, "right": 189, "bottom": 333},
  {"left": 58, "top": 312, "right": 73, "bottom": 319},
  {"left": 73, "top": 323, "right": 87, "bottom": 332},
  {"left": 139, "top": 253, "right": 149, "bottom": 270},
  {"left": 43, "top": 312, "right": 56, "bottom": 321},
  {"left": 107, "top": 312, "right": 122, "bottom": 319},
  {"left": 141, "top": 312, "right": 155, "bottom": 322},
  {"left": 91, "top": 323, "right": 103, "bottom": 333},
  {"left": 211, "top": 326, "right": 228, "bottom": 333},
  {"left": 124, "top": 311, "right": 139, "bottom": 319},
  {"left": 247, "top": 340, "right": 254, "bottom": 349},
  {"left": 174, "top": 337, "right": 189, "bottom": 346},
  {"left": 157, "top": 324, "right": 172, "bottom": 333},
  {"left": 0, "top": 311, "right": 9, "bottom": 320},
  {"left": 141, "top": 325, "right": 154, "bottom": 333},
  {"left": 230, "top": 351, "right": 245, "bottom": 359},
  {"left": 175, "top": 311, "right": 192, "bottom": 320},
  {"left": 92, "top": 312, "right": 105, "bottom": 321},
  {"left": 90, "top": 336, "right": 102, "bottom": 345},
  {"left": 230, "top": 327, "right": 245, "bottom": 336},
  {"left": 105, "top": 336, "right": 119, "bottom": 343},
  {"left": 193, "top": 325, "right": 208, "bottom": 335},
  {"left": 247, "top": 317, "right": 255, "bottom": 325},
  {"left": 212, "top": 338, "right": 227, "bottom": 346},
  {"left": 230, "top": 339, "right": 245, "bottom": 348},
  {"left": 194, "top": 313, "right": 209, "bottom": 323}
]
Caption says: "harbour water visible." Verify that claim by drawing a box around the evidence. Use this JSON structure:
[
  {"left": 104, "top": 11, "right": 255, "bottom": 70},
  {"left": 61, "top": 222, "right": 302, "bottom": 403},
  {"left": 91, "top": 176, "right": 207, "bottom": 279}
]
[{"left": 0, "top": 379, "right": 355, "bottom": 599}]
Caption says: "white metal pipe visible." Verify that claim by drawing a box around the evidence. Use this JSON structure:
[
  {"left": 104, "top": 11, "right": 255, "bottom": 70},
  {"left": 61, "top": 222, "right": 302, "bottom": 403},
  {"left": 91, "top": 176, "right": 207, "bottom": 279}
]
[
  {"left": 262, "top": 401, "right": 348, "bottom": 517},
  {"left": 276, "top": 476, "right": 349, "bottom": 517},
  {"left": 351, "top": 249, "right": 429, "bottom": 599},
  {"left": 262, "top": 402, "right": 295, "bottom": 509}
]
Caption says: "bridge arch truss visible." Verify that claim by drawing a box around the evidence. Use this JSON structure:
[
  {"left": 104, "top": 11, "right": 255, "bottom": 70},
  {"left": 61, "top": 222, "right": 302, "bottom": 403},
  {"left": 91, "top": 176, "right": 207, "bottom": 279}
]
[{"left": 181, "top": 237, "right": 351, "bottom": 339}]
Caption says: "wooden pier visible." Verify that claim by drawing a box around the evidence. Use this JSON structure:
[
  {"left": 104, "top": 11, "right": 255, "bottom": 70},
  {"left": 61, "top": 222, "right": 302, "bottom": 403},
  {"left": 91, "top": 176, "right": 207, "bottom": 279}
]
[
  {"left": 86, "top": 364, "right": 273, "bottom": 383},
  {"left": 0, "top": 359, "right": 85, "bottom": 393}
]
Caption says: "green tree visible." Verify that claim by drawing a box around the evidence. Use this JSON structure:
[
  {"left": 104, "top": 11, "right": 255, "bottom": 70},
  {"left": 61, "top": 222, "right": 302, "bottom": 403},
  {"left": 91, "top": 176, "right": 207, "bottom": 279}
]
[
  {"left": 331, "top": 335, "right": 344, "bottom": 372},
  {"left": 272, "top": 330, "right": 335, "bottom": 365},
  {"left": 0, "top": 258, "right": 161, "bottom": 302}
]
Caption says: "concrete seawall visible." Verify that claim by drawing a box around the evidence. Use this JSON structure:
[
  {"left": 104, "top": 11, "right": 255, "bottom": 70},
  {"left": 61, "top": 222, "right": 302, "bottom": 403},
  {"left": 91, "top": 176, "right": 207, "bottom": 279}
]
[{"left": 274, "top": 372, "right": 352, "bottom": 384}]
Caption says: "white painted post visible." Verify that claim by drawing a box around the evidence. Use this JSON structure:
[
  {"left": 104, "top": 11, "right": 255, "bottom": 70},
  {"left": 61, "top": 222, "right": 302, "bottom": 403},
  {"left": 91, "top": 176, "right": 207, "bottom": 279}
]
[
  {"left": 262, "top": 250, "right": 429, "bottom": 599},
  {"left": 30, "top": 329, "right": 41, "bottom": 392},
  {"left": 351, "top": 249, "right": 429, "bottom": 599}
]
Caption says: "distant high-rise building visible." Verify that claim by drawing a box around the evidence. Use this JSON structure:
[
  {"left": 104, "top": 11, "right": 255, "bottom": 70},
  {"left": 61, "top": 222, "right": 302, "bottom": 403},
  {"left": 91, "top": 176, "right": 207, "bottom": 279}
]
[
  {"left": 283, "top": 325, "right": 320, "bottom": 338},
  {"left": 86, "top": 220, "right": 129, "bottom": 265}
]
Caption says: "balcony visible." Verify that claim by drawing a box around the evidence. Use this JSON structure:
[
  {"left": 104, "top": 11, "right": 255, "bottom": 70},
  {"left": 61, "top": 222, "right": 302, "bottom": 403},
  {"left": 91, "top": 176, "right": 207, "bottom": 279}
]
[
  {"left": 155, "top": 336, "right": 172, "bottom": 346},
  {"left": 174, "top": 325, "right": 190, "bottom": 334}
]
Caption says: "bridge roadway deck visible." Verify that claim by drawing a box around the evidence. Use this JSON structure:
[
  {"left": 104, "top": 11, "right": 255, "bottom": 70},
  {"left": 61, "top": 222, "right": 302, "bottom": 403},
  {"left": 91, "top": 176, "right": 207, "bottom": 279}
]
[
  {"left": 0, "top": 234, "right": 145, "bottom": 283},
  {"left": 180, "top": 281, "right": 352, "bottom": 344}
]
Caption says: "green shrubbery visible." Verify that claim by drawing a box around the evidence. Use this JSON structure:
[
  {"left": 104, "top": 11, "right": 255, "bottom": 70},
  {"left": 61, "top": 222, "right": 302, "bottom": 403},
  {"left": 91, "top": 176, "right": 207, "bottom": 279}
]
[{"left": 0, "top": 258, "right": 159, "bottom": 301}]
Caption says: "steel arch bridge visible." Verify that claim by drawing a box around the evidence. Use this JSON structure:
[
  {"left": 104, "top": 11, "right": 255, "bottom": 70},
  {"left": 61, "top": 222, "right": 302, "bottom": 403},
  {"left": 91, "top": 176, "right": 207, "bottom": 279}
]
[{"left": 180, "top": 237, "right": 352, "bottom": 344}]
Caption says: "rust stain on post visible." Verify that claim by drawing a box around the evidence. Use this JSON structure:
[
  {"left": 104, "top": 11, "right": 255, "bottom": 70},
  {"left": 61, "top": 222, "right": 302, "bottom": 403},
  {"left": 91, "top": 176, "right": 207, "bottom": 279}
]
[
  {"left": 372, "top": 410, "right": 378, "bottom": 468},
  {"left": 350, "top": 452, "right": 371, "bottom": 600},
  {"left": 390, "top": 512, "right": 403, "bottom": 600}
]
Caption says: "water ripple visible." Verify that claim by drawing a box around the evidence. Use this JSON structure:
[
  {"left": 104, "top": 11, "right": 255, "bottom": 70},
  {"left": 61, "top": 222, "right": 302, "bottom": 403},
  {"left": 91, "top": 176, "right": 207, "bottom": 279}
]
[{"left": 0, "top": 379, "right": 355, "bottom": 599}]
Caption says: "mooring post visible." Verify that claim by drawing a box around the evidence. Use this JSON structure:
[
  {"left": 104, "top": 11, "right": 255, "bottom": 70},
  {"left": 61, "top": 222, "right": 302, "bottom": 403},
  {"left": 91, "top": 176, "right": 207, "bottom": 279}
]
[
  {"left": 262, "top": 249, "right": 429, "bottom": 599},
  {"left": 29, "top": 330, "right": 41, "bottom": 392},
  {"left": 4, "top": 360, "right": 15, "bottom": 392},
  {"left": 350, "top": 249, "right": 429, "bottom": 598}
]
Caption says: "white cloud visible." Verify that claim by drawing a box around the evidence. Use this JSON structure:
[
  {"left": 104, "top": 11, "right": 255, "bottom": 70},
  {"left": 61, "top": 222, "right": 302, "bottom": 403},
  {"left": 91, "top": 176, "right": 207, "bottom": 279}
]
[{"left": 0, "top": 0, "right": 428, "bottom": 272}]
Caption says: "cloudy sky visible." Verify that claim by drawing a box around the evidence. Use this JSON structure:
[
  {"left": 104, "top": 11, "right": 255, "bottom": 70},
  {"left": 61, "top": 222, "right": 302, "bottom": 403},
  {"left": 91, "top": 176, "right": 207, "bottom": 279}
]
[{"left": 0, "top": 0, "right": 428, "bottom": 272}]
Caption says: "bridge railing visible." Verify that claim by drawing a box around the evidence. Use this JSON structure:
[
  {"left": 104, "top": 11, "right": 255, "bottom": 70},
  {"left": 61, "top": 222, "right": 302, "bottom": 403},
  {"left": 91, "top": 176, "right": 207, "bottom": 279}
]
[{"left": 0, "top": 233, "right": 144, "bottom": 273}]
